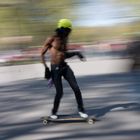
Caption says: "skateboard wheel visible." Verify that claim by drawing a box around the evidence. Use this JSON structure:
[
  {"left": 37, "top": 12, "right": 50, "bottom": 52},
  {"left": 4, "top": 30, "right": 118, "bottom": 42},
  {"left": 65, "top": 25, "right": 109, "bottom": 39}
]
[
  {"left": 43, "top": 119, "right": 48, "bottom": 125},
  {"left": 88, "top": 119, "right": 94, "bottom": 124}
]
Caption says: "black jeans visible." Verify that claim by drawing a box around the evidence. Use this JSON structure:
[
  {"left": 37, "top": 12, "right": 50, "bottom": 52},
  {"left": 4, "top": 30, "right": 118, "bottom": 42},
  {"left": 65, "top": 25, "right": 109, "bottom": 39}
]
[{"left": 51, "top": 62, "right": 85, "bottom": 114}]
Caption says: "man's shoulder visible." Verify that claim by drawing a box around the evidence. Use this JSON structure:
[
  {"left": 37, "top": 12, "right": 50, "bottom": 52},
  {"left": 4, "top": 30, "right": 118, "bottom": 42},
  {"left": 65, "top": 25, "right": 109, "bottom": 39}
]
[
  {"left": 47, "top": 35, "right": 60, "bottom": 41},
  {"left": 44, "top": 35, "right": 55, "bottom": 44},
  {"left": 47, "top": 36, "right": 55, "bottom": 41}
]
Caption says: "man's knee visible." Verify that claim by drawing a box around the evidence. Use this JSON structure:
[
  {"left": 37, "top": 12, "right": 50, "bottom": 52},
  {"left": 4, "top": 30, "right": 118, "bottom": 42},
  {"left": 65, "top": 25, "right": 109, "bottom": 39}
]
[
  {"left": 73, "top": 86, "right": 81, "bottom": 94},
  {"left": 55, "top": 90, "right": 63, "bottom": 98}
]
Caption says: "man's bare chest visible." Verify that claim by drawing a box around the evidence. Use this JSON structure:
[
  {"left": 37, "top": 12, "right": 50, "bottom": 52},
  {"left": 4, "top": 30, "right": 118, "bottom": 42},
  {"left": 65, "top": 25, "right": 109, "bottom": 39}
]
[{"left": 51, "top": 38, "right": 67, "bottom": 51}]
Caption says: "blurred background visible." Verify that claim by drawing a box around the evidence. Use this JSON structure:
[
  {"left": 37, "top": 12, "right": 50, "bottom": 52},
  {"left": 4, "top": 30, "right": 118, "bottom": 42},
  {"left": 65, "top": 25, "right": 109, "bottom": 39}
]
[
  {"left": 0, "top": 0, "right": 140, "bottom": 69},
  {"left": 1, "top": 2, "right": 140, "bottom": 139}
]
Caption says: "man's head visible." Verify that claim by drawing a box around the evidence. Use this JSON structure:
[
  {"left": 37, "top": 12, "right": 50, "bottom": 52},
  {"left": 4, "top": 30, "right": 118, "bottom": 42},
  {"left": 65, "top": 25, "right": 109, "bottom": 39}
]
[{"left": 55, "top": 19, "right": 72, "bottom": 38}]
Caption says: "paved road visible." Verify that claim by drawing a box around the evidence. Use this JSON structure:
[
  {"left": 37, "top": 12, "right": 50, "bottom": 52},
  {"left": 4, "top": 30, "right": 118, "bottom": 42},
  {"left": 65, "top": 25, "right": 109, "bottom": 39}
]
[{"left": 0, "top": 71, "right": 140, "bottom": 140}]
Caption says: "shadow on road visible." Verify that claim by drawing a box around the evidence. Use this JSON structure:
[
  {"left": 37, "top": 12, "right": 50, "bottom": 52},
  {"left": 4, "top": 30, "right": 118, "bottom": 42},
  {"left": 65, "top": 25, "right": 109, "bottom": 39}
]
[{"left": 0, "top": 72, "right": 140, "bottom": 140}]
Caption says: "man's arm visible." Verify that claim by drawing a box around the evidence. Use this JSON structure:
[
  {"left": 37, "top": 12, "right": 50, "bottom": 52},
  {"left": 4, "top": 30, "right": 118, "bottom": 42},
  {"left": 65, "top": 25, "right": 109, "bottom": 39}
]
[
  {"left": 65, "top": 51, "right": 86, "bottom": 61},
  {"left": 41, "top": 37, "right": 53, "bottom": 68},
  {"left": 41, "top": 37, "right": 53, "bottom": 79}
]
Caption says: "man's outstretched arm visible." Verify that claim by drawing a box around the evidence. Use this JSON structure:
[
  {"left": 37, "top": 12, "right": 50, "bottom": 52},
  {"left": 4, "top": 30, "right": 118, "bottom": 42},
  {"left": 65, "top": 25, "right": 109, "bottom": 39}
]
[{"left": 65, "top": 51, "right": 86, "bottom": 61}]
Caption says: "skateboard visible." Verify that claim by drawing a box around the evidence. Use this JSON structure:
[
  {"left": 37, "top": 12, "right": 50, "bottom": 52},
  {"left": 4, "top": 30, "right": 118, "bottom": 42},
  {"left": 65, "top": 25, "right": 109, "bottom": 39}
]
[{"left": 41, "top": 115, "right": 96, "bottom": 125}]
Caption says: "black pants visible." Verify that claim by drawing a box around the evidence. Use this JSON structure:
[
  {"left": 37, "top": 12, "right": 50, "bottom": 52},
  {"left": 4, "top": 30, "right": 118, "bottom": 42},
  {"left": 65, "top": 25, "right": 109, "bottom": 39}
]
[{"left": 51, "top": 62, "right": 85, "bottom": 114}]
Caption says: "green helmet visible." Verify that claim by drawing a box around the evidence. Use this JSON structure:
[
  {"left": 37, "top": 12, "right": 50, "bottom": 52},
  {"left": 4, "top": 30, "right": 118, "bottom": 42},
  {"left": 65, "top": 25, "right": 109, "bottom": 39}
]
[{"left": 57, "top": 19, "right": 72, "bottom": 29}]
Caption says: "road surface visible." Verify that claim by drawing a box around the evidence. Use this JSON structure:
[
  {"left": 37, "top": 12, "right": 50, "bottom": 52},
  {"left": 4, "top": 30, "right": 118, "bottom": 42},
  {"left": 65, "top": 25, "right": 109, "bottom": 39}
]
[{"left": 0, "top": 70, "right": 140, "bottom": 140}]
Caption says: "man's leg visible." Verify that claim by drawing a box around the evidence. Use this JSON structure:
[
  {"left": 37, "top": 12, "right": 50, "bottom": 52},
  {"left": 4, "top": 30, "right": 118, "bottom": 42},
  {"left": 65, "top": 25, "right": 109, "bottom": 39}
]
[
  {"left": 51, "top": 66, "right": 63, "bottom": 116},
  {"left": 63, "top": 65, "right": 85, "bottom": 113}
]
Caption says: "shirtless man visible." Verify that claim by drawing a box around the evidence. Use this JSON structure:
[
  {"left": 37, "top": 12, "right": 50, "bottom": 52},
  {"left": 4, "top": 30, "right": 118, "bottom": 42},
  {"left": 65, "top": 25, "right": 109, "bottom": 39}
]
[{"left": 41, "top": 19, "right": 88, "bottom": 119}]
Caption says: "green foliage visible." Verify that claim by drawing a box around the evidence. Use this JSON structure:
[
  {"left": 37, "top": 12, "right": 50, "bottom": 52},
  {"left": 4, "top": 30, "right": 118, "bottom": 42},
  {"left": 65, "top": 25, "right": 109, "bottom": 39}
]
[{"left": 0, "top": 0, "right": 75, "bottom": 49}]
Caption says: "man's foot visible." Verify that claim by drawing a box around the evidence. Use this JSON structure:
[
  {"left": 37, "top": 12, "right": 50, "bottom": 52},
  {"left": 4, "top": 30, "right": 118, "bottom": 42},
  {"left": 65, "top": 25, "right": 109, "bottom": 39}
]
[
  {"left": 79, "top": 112, "right": 88, "bottom": 119},
  {"left": 50, "top": 114, "right": 58, "bottom": 119}
]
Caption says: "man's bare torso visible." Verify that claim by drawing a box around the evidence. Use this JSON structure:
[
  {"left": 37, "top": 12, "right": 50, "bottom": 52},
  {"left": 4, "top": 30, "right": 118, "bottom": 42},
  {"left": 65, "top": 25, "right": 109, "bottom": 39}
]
[{"left": 49, "top": 36, "right": 67, "bottom": 64}]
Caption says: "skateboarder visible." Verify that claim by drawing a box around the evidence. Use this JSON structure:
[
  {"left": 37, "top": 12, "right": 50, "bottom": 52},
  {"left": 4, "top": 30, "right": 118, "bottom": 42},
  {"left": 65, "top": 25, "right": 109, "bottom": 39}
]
[{"left": 41, "top": 19, "right": 88, "bottom": 119}]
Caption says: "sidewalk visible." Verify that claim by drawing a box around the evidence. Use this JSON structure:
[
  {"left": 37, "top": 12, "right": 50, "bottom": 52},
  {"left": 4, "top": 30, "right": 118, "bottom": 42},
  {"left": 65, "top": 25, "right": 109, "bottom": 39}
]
[{"left": 0, "top": 58, "right": 133, "bottom": 84}]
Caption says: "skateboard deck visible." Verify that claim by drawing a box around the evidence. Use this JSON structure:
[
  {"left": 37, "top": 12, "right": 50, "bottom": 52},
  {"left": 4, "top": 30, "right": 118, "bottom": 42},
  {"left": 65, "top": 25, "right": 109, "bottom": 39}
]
[{"left": 41, "top": 115, "right": 96, "bottom": 125}]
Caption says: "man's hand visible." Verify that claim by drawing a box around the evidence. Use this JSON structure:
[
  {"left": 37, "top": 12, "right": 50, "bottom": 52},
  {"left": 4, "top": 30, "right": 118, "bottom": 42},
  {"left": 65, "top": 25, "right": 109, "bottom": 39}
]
[
  {"left": 44, "top": 67, "right": 51, "bottom": 79},
  {"left": 77, "top": 52, "right": 86, "bottom": 61}
]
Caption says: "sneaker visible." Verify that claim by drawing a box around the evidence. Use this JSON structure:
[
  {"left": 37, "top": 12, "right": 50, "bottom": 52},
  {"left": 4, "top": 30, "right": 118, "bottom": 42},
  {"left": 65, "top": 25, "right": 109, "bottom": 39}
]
[
  {"left": 79, "top": 112, "right": 88, "bottom": 118},
  {"left": 50, "top": 114, "right": 58, "bottom": 119}
]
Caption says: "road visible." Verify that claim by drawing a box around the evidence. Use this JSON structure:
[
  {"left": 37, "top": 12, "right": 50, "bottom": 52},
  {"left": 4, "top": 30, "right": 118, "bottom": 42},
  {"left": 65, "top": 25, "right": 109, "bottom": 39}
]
[{"left": 0, "top": 70, "right": 140, "bottom": 140}]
